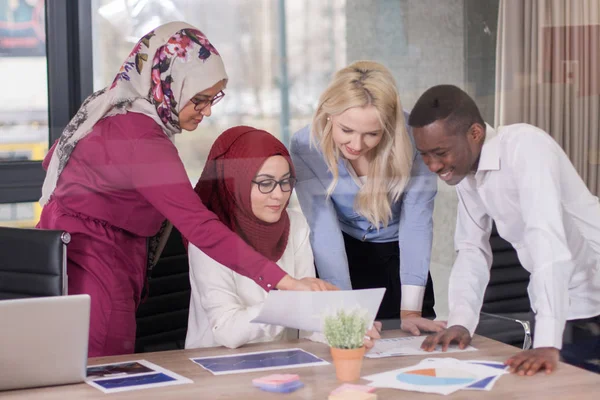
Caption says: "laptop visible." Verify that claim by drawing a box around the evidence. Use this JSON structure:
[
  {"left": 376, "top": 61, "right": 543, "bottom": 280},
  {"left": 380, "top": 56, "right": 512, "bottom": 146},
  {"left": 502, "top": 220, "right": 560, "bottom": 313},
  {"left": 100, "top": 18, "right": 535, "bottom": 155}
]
[{"left": 0, "top": 294, "right": 90, "bottom": 391}]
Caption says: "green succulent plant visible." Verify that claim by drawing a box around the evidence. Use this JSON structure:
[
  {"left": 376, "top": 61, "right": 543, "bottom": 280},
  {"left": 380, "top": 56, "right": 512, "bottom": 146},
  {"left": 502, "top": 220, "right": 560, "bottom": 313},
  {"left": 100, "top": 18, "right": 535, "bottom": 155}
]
[{"left": 323, "top": 309, "right": 368, "bottom": 349}]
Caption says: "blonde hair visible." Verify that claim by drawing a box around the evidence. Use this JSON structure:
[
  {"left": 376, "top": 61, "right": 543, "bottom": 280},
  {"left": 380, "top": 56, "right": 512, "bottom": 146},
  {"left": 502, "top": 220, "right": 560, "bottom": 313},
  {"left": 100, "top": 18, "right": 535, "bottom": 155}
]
[{"left": 310, "top": 60, "right": 413, "bottom": 227}]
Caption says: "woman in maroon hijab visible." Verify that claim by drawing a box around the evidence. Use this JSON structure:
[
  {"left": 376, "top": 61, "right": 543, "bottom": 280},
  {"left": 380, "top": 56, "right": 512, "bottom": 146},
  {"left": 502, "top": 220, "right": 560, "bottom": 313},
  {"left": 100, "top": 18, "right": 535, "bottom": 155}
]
[
  {"left": 182, "top": 126, "right": 316, "bottom": 348},
  {"left": 183, "top": 126, "right": 379, "bottom": 349}
]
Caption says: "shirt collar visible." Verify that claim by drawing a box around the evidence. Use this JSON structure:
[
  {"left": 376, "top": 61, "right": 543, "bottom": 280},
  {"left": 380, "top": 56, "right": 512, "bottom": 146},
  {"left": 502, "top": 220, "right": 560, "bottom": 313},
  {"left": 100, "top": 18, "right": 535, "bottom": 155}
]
[{"left": 476, "top": 123, "right": 500, "bottom": 172}]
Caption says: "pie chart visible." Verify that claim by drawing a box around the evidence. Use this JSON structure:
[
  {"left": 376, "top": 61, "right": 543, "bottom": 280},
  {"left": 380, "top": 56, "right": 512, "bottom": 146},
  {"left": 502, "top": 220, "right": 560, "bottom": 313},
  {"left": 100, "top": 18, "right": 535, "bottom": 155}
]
[{"left": 396, "top": 367, "right": 478, "bottom": 386}]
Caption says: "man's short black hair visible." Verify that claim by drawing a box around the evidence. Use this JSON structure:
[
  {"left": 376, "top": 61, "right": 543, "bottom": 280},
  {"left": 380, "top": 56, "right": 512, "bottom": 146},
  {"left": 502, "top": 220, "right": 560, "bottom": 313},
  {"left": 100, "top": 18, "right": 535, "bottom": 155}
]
[{"left": 408, "top": 85, "right": 484, "bottom": 135}]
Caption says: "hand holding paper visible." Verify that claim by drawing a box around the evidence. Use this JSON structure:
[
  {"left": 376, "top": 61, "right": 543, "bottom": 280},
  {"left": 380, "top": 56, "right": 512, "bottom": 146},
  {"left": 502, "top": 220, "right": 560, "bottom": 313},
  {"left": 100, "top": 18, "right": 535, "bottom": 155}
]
[
  {"left": 276, "top": 275, "right": 339, "bottom": 291},
  {"left": 364, "top": 321, "right": 383, "bottom": 349}
]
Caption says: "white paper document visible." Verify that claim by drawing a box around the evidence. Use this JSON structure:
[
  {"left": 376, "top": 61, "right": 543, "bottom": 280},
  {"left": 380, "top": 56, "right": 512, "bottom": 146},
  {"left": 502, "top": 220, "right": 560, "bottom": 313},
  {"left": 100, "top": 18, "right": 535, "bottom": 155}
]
[
  {"left": 251, "top": 288, "right": 385, "bottom": 332},
  {"left": 366, "top": 336, "right": 477, "bottom": 358}
]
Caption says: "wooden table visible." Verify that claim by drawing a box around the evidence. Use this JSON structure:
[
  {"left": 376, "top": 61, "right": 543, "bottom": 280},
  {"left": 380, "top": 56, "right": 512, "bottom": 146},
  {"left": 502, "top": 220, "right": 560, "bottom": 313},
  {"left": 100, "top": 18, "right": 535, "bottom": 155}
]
[{"left": 3, "top": 330, "right": 599, "bottom": 399}]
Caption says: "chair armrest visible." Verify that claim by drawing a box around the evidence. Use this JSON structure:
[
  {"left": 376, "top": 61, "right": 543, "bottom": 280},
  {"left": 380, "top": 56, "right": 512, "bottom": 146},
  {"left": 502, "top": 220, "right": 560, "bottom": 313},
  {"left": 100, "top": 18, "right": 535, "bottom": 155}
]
[{"left": 479, "top": 311, "right": 532, "bottom": 350}]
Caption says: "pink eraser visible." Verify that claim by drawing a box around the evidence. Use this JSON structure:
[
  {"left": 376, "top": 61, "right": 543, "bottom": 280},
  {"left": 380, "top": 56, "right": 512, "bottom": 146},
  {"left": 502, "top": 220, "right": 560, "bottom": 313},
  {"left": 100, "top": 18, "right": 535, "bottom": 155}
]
[{"left": 252, "top": 374, "right": 300, "bottom": 385}]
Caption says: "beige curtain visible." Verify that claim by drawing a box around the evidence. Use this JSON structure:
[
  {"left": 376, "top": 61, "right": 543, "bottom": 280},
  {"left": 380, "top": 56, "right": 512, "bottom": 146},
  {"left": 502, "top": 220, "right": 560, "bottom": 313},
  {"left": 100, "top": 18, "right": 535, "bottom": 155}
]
[{"left": 495, "top": 0, "right": 600, "bottom": 195}]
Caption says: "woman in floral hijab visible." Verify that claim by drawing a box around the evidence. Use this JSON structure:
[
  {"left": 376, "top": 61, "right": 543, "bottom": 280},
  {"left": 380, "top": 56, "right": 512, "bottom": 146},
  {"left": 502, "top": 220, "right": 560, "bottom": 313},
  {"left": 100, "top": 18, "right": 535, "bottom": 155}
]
[{"left": 37, "top": 22, "right": 334, "bottom": 357}]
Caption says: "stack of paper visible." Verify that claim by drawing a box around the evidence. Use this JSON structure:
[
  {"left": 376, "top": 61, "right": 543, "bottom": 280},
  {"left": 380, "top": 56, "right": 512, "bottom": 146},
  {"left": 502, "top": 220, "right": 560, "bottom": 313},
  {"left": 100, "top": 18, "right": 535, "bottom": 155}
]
[
  {"left": 366, "top": 336, "right": 477, "bottom": 358},
  {"left": 363, "top": 358, "right": 508, "bottom": 395}
]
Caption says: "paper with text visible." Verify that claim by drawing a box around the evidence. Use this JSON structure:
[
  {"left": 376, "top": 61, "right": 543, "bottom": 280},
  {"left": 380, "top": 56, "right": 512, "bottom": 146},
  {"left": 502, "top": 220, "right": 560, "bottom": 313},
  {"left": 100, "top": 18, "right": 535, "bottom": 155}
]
[{"left": 366, "top": 336, "right": 477, "bottom": 358}]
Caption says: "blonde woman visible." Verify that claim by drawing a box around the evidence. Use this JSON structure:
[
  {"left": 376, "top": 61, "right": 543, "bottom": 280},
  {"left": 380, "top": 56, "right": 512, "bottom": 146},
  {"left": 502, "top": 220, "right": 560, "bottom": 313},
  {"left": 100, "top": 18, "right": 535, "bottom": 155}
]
[{"left": 291, "top": 61, "right": 444, "bottom": 334}]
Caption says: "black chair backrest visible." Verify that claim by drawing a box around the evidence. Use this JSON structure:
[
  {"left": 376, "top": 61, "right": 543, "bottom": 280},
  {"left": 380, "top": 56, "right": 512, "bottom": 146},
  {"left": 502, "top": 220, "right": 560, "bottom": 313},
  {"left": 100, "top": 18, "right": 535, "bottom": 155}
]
[
  {"left": 0, "top": 227, "right": 69, "bottom": 300},
  {"left": 475, "top": 223, "right": 532, "bottom": 348},
  {"left": 135, "top": 227, "right": 191, "bottom": 353},
  {"left": 482, "top": 224, "right": 531, "bottom": 314}
]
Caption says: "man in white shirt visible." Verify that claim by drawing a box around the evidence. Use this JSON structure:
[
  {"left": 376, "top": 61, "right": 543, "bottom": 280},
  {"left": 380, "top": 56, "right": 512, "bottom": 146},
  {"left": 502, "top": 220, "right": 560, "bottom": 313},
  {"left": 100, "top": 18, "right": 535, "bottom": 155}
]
[{"left": 408, "top": 84, "right": 600, "bottom": 376}]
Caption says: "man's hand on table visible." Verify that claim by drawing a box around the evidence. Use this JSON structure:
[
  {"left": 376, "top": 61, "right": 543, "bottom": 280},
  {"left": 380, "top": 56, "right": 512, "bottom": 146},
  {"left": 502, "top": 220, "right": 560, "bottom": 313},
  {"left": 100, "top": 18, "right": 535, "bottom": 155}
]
[
  {"left": 420, "top": 325, "right": 472, "bottom": 351},
  {"left": 505, "top": 347, "right": 560, "bottom": 376}
]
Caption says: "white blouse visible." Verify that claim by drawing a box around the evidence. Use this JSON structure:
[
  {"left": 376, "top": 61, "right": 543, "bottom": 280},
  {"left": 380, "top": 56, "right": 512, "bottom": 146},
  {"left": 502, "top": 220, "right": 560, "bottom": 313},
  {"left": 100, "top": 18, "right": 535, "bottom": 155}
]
[{"left": 185, "top": 210, "right": 317, "bottom": 349}]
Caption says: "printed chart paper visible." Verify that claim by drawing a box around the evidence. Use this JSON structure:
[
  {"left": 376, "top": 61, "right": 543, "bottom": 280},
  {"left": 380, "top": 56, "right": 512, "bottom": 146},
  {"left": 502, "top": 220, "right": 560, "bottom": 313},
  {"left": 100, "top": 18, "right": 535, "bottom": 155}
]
[
  {"left": 463, "top": 360, "right": 509, "bottom": 391},
  {"left": 85, "top": 359, "right": 192, "bottom": 393},
  {"left": 363, "top": 358, "right": 508, "bottom": 395},
  {"left": 251, "top": 288, "right": 385, "bottom": 332},
  {"left": 366, "top": 336, "right": 477, "bottom": 358},
  {"left": 190, "top": 348, "right": 329, "bottom": 375}
]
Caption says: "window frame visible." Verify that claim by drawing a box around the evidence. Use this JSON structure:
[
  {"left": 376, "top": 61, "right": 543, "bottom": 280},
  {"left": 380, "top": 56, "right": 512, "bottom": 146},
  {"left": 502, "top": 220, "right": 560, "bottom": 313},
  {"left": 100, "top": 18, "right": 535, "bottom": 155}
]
[{"left": 0, "top": 0, "right": 93, "bottom": 204}]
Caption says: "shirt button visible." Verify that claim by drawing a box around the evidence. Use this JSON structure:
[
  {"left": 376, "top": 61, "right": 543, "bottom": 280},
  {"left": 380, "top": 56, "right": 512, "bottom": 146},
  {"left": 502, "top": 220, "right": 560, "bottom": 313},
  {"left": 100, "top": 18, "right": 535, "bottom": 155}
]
[
  {"left": 267, "top": 284, "right": 272, "bottom": 288},
  {"left": 258, "top": 276, "right": 263, "bottom": 281}
]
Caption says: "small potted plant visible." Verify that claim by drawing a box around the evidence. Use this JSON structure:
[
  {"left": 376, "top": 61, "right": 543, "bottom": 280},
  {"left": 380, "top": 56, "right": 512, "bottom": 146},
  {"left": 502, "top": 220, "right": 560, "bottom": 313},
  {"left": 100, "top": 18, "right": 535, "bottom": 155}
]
[{"left": 323, "top": 308, "right": 368, "bottom": 382}]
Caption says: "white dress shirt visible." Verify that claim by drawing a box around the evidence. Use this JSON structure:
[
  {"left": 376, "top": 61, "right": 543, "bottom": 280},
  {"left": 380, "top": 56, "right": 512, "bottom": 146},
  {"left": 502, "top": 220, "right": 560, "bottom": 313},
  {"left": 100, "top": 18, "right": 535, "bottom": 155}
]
[
  {"left": 185, "top": 210, "right": 317, "bottom": 349},
  {"left": 447, "top": 123, "right": 600, "bottom": 349}
]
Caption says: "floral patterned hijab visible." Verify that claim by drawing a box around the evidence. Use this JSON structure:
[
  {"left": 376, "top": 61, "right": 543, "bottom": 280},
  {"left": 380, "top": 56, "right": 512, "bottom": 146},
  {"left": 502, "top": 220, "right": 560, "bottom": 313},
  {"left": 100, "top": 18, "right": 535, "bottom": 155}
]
[{"left": 40, "top": 21, "right": 228, "bottom": 205}]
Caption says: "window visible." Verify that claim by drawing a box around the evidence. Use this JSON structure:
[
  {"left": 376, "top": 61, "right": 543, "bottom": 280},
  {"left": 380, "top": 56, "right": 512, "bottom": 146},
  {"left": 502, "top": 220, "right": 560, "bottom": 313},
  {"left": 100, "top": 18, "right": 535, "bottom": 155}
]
[
  {"left": 91, "top": 0, "right": 346, "bottom": 186},
  {"left": 1, "top": 0, "right": 502, "bottom": 228},
  {"left": 88, "top": 1, "right": 502, "bottom": 220},
  {"left": 0, "top": 0, "right": 93, "bottom": 227},
  {"left": 0, "top": 0, "right": 48, "bottom": 163},
  {"left": 0, "top": 201, "right": 41, "bottom": 228}
]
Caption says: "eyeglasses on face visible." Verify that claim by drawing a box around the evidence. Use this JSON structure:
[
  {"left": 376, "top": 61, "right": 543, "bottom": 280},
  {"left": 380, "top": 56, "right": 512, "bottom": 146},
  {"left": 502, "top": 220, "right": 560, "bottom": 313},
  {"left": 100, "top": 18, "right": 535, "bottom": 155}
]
[
  {"left": 190, "top": 90, "right": 225, "bottom": 111},
  {"left": 251, "top": 177, "right": 297, "bottom": 194}
]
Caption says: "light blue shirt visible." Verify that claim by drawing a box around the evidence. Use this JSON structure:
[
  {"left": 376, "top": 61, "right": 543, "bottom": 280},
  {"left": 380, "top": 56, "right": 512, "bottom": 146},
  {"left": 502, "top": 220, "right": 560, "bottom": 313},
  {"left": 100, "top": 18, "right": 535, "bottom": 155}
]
[{"left": 290, "top": 118, "right": 437, "bottom": 291}]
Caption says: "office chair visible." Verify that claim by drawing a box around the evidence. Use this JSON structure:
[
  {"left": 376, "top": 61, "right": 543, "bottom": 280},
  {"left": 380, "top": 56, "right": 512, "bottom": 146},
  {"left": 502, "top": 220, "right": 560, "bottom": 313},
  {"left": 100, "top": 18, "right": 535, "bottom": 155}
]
[
  {"left": 475, "top": 224, "right": 533, "bottom": 350},
  {"left": 136, "top": 226, "right": 191, "bottom": 353},
  {"left": 0, "top": 226, "right": 70, "bottom": 300}
]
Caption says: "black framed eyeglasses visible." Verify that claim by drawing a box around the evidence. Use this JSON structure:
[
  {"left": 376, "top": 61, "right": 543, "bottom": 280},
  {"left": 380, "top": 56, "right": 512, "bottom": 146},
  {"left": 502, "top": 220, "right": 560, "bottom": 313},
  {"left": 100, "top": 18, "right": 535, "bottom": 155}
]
[
  {"left": 252, "top": 177, "right": 297, "bottom": 194},
  {"left": 190, "top": 90, "right": 225, "bottom": 112}
]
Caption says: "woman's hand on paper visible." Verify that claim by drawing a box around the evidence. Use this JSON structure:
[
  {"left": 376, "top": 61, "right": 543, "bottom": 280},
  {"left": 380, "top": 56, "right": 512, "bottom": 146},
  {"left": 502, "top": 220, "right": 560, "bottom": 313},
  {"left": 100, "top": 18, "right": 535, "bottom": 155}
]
[{"left": 400, "top": 310, "right": 447, "bottom": 335}]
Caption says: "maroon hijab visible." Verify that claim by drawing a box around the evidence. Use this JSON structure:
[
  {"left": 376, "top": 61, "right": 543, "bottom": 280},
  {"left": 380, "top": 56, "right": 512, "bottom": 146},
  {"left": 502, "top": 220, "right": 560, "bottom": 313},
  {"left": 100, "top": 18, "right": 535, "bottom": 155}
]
[{"left": 183, "top": 126, "right": 294, "bottom": 261}]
